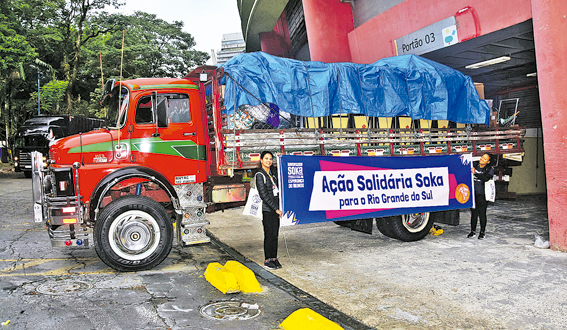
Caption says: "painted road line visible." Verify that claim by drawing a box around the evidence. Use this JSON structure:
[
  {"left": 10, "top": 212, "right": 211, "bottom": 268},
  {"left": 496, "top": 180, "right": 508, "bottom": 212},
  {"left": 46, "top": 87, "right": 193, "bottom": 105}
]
[{"left": 0, "top": 253, "right": 209, "bottom": 276}]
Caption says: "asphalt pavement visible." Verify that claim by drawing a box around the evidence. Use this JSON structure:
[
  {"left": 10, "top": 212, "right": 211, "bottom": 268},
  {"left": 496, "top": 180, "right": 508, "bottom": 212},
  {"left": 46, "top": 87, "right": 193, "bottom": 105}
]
[
  {"left": 2, "top": 165, "right": 566, "bottom": 329},
  {"left": 0, "top": 169, "right": 367, "bottom": 330},
  {"left": 207, "top": 193, "right": 567, "bottom": 330}
]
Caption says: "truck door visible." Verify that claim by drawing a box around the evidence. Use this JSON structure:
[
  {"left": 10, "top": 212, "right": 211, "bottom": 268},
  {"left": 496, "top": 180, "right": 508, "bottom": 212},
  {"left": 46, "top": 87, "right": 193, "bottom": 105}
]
[{"left": 130, "top": 91, "right": 207, "bottom": 184}]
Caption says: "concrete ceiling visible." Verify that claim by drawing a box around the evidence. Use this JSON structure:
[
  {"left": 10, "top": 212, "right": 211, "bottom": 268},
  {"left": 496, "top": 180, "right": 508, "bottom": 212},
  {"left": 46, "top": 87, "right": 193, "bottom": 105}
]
[
  {"left": 421, "top": 19, "right": 537, "bottom": 98},
  {"left": 238, "top": 0, "right": 289, "bottom": 52}
]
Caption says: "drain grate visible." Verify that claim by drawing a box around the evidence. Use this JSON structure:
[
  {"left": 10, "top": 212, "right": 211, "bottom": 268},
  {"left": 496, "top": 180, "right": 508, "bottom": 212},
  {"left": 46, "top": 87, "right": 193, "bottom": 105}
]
[
  {"left": 199, "top": 300, "right": 262, "bottom": 321},
  {"left": 36, "top": 279, "right": 93, "bottom": 295}
]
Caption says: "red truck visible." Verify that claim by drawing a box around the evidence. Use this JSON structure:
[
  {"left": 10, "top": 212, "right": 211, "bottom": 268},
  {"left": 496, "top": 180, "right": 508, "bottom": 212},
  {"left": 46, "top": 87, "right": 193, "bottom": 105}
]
[{"left": 31, "top": 55, "right": 525, "bottom": 272}]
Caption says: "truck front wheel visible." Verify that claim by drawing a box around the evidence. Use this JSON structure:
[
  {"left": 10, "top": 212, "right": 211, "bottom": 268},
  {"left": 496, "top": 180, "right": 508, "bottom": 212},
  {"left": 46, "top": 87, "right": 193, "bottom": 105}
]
[
  {"left": 94, "top": 195, "right": 173, "bottom": 272},
  {"left": 388, "top": 212, "right": 434, "bottom": 242}
]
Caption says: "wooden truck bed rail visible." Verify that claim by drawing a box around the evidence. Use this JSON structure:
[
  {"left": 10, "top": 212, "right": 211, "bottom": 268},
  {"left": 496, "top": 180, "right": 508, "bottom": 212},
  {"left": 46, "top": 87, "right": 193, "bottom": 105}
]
[{"left": 217, "top": 126, "right": 525, "bottom": 171}]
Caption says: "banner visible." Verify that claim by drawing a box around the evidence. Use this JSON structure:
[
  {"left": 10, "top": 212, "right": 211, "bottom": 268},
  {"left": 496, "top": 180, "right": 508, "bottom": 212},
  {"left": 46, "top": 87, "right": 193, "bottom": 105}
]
[{"left": 277, "top": 154, "right": 474, "bottom": 226}]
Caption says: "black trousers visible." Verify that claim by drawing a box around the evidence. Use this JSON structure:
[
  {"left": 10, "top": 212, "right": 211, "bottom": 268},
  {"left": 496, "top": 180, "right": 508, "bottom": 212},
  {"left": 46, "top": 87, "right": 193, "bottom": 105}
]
[
  {"left": 471, "top": 193, "right": 488, "bottom": 233},
  {"left": 262, "top": 211, "right": 280, "bottom": 260}
]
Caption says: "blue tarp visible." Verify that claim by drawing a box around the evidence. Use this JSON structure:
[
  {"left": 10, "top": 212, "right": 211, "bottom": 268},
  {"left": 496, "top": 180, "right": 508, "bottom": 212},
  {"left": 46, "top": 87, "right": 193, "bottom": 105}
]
[{"left": 221, "top": 52, "right": 490, "bottom": 125}]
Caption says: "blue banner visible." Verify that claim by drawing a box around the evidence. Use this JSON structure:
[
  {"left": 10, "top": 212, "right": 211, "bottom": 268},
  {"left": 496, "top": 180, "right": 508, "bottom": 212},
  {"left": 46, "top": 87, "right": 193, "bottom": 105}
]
[{"left": 277, "top": 154, "right": 474, "bottom": 226}]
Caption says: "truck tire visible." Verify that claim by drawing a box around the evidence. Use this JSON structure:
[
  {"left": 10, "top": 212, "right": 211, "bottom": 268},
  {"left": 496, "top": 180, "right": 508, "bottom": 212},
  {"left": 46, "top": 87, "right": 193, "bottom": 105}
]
[
  {"left": 24, "top": 171, "right": 32, "bottom": 178},
  {"left": 388, "top": 212, "right": 434, "bottom": 242},
  {"left": 94, "top": 195, "right": 173, "bottom": 272},
  {"left": 376, "top": 216, "right": 397, "bottom": 238}
]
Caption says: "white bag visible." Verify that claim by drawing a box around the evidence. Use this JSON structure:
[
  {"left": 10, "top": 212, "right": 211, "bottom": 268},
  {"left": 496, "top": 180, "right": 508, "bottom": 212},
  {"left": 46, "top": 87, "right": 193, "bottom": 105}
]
[
  {"left": 242, "top": 187, "right": 263, "bottom": 219},
  {"left": 485, "top": 179, "right": 496, "bottom": 202},
  {"left": 243, "top": 173, "right": 264, "bottom": 219}
]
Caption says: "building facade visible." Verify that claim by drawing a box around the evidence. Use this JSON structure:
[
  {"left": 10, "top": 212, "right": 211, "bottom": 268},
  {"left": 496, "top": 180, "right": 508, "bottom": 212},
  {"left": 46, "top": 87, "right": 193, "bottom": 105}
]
[
  {"left": 215, "top": 32, "right": 246, "bottom": 65},
  {"left": 238, "top": 0, "right": 567, "bottom": 251}
]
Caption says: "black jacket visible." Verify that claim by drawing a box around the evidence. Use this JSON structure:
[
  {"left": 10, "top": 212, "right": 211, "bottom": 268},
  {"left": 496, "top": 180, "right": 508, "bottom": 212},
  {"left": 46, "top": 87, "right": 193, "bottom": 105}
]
[
  {"left": 255, "top": 167, "right": 279, "bottom": 212},
  {"left": 473, "top": 163, "right": 494, "bottom": 195}
]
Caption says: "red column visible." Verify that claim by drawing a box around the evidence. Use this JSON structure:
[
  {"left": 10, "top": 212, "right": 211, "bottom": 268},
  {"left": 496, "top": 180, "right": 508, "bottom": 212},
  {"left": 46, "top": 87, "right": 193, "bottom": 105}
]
[
  {"left": 531, "top": 0, "right": 567, "bottom": 251},
  {"left": 302, "top": 0, "right": 354, "bottom": 63},
  {"left": 260, "top": 31, "right": 289, "bottom": 57},
  {"left": 260, "top": 11, "right": 291, "bottom": 57}
]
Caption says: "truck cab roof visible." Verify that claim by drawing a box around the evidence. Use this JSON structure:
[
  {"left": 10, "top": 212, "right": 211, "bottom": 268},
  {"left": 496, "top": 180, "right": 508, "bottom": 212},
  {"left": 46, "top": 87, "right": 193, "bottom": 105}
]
[{"left": 118, "top": 77, "right": 198, "bottom": 91}]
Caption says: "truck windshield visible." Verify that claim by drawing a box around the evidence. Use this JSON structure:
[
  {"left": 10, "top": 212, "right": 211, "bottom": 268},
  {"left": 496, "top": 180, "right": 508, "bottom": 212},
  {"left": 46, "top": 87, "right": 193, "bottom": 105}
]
[
  {"left": 15, "top": 134, "right": 48, "bottom": 148},
  {"left": 106, "top": 86, "right": 130, "bottom": 129},
  {"left": 14, "top": 135, "right": 25, "bottom": 148}
]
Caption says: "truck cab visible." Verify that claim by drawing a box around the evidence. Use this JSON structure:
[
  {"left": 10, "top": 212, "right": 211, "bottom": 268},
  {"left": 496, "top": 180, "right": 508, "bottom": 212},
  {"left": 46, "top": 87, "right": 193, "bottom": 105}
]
[{"left": 34, "top": 77, "right": 217, "bottom": 272}]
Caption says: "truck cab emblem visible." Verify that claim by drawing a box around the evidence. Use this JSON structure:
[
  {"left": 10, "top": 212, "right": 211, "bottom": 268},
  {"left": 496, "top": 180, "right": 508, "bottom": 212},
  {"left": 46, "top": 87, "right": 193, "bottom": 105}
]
[{"left": 93, "top": 154, "right": 107, "bottom": 163}]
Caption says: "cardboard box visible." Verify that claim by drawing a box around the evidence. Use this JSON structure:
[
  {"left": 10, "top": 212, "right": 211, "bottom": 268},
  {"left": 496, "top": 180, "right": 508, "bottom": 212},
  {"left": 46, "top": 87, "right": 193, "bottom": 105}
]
[
  {"left": 474, "top": 82, "right": 485, "bottom": 99},
  {"left": 489, "top": 110, "right": 498, "bottom": 127}
]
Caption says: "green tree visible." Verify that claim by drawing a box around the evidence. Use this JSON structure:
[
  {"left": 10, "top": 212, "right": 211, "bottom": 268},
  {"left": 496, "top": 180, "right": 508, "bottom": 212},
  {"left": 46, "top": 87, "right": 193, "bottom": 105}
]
[
  {"left": 54, "top": 0, "right": 124, "bottom": 112},
  {"left": 36, "top": 80, "right": 69, "bottom": 114},
  {"left": 2, "top": 0, "right": 211, "bottom": 135},
  {"left": 82, "top": 11, "right": 209, "bottom": 82},
  {"left": 0, "top": 0, "right": 38, "bottom": 155},
  {"left": 125, "top": 11, "right": 209, "bottom": 78}
]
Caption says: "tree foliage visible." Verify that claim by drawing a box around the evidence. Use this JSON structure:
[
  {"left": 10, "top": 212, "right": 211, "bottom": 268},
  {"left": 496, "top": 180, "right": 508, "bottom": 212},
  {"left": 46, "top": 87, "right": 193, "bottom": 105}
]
[
  {"left": 0, "top": 0, "right": 210, "bottom": 157},
  {"left": 0, "top": 0, "right": 38, "bottom": 154}
]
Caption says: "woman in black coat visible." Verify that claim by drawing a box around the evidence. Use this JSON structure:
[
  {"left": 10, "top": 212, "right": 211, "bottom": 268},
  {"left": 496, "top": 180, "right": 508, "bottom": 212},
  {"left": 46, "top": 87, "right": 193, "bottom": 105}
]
[
  {"left": 468, "top": 153, "right": 494, "bottom": 240},
  {"left": 255, "top": 151, "right": 283, "bottom": 270}
]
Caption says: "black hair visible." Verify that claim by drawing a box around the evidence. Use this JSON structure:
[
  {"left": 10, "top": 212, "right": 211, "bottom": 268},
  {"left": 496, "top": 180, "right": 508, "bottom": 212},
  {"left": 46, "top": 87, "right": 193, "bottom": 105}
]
[
  {"left": 257, "top": 151, "right": 275, "bottom": 174},
  {"left": 260, "top": 151, "right": 274, "bottom": 161}
]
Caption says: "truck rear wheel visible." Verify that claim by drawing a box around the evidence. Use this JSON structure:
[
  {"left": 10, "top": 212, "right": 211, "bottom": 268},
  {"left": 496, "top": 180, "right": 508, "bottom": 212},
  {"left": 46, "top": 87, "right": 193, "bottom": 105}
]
[
  {"left": 388, "top": 212, "right": 434, "bottom": 242},
  {"left": 376, "top": 216, "right": 397, "bottom": 238},
  {"left": 94, "top": 195, "right": 173, "bottom": 272}
]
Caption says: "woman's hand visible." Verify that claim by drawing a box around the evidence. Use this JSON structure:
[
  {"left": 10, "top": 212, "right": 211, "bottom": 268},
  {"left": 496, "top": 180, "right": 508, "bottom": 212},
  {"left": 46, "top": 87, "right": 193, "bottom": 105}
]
[{"left": 276, "top": 210, "right": 283, "bottom": 217}]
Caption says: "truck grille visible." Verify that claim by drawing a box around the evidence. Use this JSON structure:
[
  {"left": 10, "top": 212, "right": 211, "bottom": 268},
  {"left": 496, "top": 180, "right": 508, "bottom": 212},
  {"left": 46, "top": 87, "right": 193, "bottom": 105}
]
[{"left": 19, "top": 152, "right": 32, "bottom": 168}]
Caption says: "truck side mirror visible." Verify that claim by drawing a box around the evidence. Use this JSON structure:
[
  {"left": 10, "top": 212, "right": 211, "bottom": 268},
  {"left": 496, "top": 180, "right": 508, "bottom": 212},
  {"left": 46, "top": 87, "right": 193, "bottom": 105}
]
[{"left": 100, "top": 79, "right": 116, "bottom": 106}]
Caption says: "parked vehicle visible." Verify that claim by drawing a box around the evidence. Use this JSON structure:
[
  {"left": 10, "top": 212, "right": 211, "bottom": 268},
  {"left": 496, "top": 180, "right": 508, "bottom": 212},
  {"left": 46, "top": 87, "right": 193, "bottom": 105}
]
[
  {"left": 14, "top": 115, "right": 105, "bottom": 177},
  {"left": 31, "top": 53, "right": 525, "bottom": 271}
]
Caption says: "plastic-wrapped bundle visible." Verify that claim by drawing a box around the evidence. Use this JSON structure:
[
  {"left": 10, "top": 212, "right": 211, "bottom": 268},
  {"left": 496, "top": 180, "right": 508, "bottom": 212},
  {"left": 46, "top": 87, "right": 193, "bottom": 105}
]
[
  {"left": 229, "top": 106, "right": 255, "bottom": 129},
  {"left": 222, "top": 52, "right": 491, "bottom": 125}
]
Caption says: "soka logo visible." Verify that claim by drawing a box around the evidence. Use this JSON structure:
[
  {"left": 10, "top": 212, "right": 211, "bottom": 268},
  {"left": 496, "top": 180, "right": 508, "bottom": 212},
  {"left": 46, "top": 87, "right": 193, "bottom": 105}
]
[
  {"left": 252, "top": 194, "right": 262, "bottom": 203},
  {"left": 455, "top": 184, "right": 470, "bottom": 204}
]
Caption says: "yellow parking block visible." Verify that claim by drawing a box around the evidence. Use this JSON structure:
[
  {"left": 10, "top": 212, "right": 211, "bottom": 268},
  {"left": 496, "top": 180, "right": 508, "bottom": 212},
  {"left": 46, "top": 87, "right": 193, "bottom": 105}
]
[
  {"left": 204, "top": 262, "right": 239, "bottom": 294},
  {"left": 280, "top": 308, "right": 344, "bottom": 330},
  {"left": 224, "top": 260, "right": 262, "bottom": 293},
  {"left": 429, "top": 225, "right": 444, "bottom": 236}
]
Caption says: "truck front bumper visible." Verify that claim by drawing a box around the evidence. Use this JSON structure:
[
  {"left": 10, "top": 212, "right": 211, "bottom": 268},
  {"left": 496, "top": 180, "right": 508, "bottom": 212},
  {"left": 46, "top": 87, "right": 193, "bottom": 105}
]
[{"left": 31, "top": 151, "right": 89, "bottom": 248}]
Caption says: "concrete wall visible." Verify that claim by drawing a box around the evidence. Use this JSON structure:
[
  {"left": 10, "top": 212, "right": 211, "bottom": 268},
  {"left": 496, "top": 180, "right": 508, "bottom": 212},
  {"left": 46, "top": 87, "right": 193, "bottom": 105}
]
[
  {"left": 352, "top": 0, "right": 405, "bottom": 27},
  {"left": 348, "top": 0, "right": 533, "bottom": 63},
  {"left": 508, "top": 131, "right": 547, "bottom": 195}
]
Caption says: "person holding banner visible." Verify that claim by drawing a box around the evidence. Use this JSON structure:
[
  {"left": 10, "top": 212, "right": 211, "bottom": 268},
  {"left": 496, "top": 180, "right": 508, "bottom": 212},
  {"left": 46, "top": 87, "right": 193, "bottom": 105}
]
[
  {"left": 255, "top": 151, "right": 283, "bottom": 270},
  {"left": 468, "top": 153, "right": 494, "bottom": 240}
]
